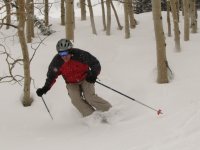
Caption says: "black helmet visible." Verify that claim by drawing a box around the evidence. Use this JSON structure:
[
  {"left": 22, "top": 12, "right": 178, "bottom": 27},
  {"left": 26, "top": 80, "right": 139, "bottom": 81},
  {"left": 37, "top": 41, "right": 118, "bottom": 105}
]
[{"left": 56, "top": 39, "right": 73, "bottom": 52}]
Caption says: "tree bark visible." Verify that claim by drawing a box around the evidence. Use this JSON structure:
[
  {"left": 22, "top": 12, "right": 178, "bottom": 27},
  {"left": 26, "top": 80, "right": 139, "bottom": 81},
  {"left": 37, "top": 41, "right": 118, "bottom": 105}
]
[
  {"left": 170, "top": 0, "right": 181, "bottom": 52},
  {"left": 101, "top": 0, "right": 107, "bottom": 31},
  {"left": 87, "top": 0, "right": 97, "bottom": 35},
  {"left": 18, "top": 0, "right": 32, "bottom": 106},
  {"left": 44, "top": 0, "right": 49, "bottom": 26},
  {"left": 128, "top": 0, "right": 136, "bottom": 29},
  {"left": 111, "top": 1, "right": 123, "bottom": 30},
  {"left": 80, "top": 0, "right": 86, "bottom": 20},
  {"left": 30, "top": 0, "right": 34, "bottom": 37},
  {"left": 4, "top": 0, "right": 11, "bottom": 29},
  {"left": 190, "top": 0, "right": 197, "bottom": 33},
  {"left": 167, "top": 0, "right": 171, "bottom": 37},
  {"left": 65, "top": 0, "right": 74, "bottom": 40},
  {"left": 152, "top": 0, "right": 168, "bottom": 83},
  {"left": 106, "top": 0, "right": 111, "bottom": 35},
  {"left": 124, "top": 0, "right": 130, "bottom": 39},
  {"left": 183, "top": 0, "right": 189, "bottom": 41},
  {"left": 61, "top": 0, "right": 65, "bottom": 25},
  {"left": 26, "top": 0, "right": 33, "bottom": 43}
]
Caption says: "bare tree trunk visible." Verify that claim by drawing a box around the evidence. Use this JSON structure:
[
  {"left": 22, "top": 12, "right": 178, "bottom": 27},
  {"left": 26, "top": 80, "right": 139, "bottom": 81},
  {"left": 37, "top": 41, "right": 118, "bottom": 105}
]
[
  {"left": 182, "top": 0, "right": 185, "bottom": 16},
  {"left": 101, "top": 0, "right": 107, "bottom": 31},
  {"left": 61, "top": 0, "right": 65, "bottom": 25},
  {"left": 128, "top": 0, "right": 136, "bottom": 29},
  {"left": 44, "top": 0, "right": 49, "bottom": 26},
  {"left": 124, "top": 0, "right": 130, "bottom": 39},
  {"left": 18, "top": 0, "right": 32, "bottom": 106},
  {"left": 183, "top": 0, "right": 190, "bottom": 41},
  {"left": 167, "top": 0, "right": 171, "bottom": 37},
  {"left": 4, "top": 0, "right": 11, "bottom": 29},
  {"left": 175, "top": 0, "right": 180, "bottom": 22},
  {"left": 152, "top": 0, "right": 168, "bottom": 84},
  {"left": 26, "top": 0, "right": 33, "bottom": 43},
  {"left": 191, "top": 0, "right": 197, "bottom": 33},
  {"left": 30, "top": 0, "right": 34, "bottom": 37},
  {"left": 16, "top": 0, "right": 19, "bottom": 21},
  {"left": 87, "top": 0, "right": 97, "bottom": 34},
  {"left": 106, "top": 0, "right": 111, "bottom": 35},
  {"left": 65, "top": 0, "right": 74, "bottom": 40},
  {"left": 170, "top": 0, "right": 181, "bottom": 52},
  {"left": 111, "top": 1, "right": 123, "bottom": 30},
  {"left": 80, "top": 0, "right": 86, "bottom": 20}
]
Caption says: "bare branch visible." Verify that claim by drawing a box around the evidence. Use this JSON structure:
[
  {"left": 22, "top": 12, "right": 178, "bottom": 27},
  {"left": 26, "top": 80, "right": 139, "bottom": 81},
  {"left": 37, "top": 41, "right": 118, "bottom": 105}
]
[
  {"left": 0, "top": 22, "right": 17, "bottom": 28},
  {"left": 0, "top": 43, "right": 23, "bottom": 85}
]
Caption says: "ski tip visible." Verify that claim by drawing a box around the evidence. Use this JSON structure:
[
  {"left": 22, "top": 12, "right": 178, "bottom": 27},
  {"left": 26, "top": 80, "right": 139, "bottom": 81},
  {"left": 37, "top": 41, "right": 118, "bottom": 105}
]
[{"left": 157, "top": 109, "right": 163, "bottom": 115}]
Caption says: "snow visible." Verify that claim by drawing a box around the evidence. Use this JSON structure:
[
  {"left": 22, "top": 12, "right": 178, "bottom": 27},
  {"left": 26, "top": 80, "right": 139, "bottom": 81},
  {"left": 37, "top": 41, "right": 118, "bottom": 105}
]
[{"left": 1, "top": 1, "right": 200, "bottom": 150}]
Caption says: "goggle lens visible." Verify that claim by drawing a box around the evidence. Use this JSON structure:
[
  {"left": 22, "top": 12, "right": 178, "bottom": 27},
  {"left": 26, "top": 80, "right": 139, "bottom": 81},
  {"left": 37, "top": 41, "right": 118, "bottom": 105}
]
[{"left": 58, "top": 51, "right": 69, "bottom": 57}]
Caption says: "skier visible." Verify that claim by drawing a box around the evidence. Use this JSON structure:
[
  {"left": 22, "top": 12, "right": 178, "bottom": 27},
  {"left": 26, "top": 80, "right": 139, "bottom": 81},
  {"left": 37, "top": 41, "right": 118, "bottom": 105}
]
[{"left": 36, "top": 39, "right": 112, "bottom": 117}]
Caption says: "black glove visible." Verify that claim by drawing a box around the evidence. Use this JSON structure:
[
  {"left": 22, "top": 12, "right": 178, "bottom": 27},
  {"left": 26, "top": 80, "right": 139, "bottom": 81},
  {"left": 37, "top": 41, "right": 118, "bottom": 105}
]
[
  {"left": 86, "top": 71, "right": 97, "bottom": 83},
  {"left": 36, "top": 86, "right": 49, "bottom": 97}
]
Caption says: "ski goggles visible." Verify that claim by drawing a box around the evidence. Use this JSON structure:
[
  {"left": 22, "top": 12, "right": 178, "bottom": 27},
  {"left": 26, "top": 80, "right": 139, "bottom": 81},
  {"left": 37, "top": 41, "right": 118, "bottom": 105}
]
[{"left": 58, "top": 50, "right": 69, "bottom": 57}]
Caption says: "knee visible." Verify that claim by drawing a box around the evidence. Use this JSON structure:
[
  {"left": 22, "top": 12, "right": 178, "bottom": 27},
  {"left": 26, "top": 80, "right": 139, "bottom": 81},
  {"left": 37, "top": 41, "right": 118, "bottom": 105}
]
[{"left": 102, "top": 103, "right": 112, "bottom": 111}]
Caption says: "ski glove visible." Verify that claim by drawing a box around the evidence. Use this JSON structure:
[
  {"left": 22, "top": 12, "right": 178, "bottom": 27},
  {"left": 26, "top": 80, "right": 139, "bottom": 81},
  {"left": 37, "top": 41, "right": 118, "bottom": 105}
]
[
  {"left": 36, "top": 86, "right": 49, "bottom": 97},
  {"left": 86, "top": 71, "right": 97, "bottom": 83}
]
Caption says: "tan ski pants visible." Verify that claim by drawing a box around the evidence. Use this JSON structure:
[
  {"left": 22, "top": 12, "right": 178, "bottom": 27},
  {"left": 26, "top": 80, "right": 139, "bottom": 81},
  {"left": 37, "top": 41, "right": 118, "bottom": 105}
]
[{"left": 66, "top": 80, "right": 112, "bottom": 117}]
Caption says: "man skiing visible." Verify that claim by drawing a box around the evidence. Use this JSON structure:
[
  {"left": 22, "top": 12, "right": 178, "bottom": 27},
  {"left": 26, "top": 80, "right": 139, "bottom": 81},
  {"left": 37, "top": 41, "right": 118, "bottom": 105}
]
[{"left": 36, "top": 39, "right": 112, "bottom": 117}]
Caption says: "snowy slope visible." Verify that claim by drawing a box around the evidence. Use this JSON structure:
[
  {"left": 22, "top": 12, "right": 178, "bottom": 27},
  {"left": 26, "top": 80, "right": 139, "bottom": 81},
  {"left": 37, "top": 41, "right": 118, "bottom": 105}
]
[{"left": 1, "top": 2, "right": 200, "bottom": 150}]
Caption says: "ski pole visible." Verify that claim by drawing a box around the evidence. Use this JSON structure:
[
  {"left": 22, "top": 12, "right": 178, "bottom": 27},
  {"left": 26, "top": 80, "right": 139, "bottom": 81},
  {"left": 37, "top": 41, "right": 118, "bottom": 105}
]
[
  {"left": 96, "top": 81, "right": 163, "bottom": 115},
  {"left": 41, "top": 96, "right": 53, "bottom": 120}
]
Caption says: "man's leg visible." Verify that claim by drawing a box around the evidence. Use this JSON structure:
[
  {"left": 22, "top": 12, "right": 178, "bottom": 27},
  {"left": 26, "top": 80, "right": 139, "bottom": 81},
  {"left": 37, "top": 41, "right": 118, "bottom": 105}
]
[
  {"left": 66, "top": 83, "right": 95, "bottom": 117},
  {"left": 81, "top": 80, "right": 112, "bottom": 112}
]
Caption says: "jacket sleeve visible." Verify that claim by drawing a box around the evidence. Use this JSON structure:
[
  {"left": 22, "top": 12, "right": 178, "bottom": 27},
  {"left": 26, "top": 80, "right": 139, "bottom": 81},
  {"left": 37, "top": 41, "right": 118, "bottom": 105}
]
[
  {"left": 70, "top": 48, "right": 101, "bottom": 76},
  {"left": 43, "top": 55, "right": 63, "bottom": 90}
]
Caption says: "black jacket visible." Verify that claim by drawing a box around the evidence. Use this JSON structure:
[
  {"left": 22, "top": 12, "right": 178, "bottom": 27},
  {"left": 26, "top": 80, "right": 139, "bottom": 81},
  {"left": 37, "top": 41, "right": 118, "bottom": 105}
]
[{"left": 44, "top": 48, "right": 101, "bottom": 90}]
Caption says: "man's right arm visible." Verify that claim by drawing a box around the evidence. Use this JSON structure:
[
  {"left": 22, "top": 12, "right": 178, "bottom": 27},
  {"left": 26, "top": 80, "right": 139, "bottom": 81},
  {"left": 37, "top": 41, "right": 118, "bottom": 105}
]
[{"left": 44, "top": 55, "right": 63, "bottom": 90}]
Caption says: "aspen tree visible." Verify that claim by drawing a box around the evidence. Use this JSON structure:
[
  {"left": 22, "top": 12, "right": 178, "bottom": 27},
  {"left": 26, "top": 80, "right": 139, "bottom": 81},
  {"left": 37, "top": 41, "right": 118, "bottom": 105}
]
[
  {"left": 128, "top": 0, "right": 136, "bottom": 29},
  {"left": 106, "top": 0, "right": 111, "bottom": 35},
  {"left": 111, "top": 1, "right": 123, "bottom": 30},
  {"left": 80, "top": 0, "right": 86, "bottom": 20},
  {"left": 65, "top": 0, "right": 74, "bottom": 40},
  {"left": 4, "top": 0, "right": 11, "bottom": 29},
  {"left": 30, "top": 0, "right": 34, "bottom": 37},
  {"left": 152, "top": 0, "right": 168, "bottom": 83},
  {"left": 26, "top": 0, "right": 33, "bottom": 43},
  {"left": 183, "top": 0, "right": 190, "bottom": 41},
  {"left": 190, "top": 0, "right": 197, "bottom": 33},
  {"left": 101, "top": 0, "right": 107, "bottom": 30},
  {"left": 167, "top": 0, "right": 171, "bottom": 37},
  {"left": 170, "top": 0, "right": 181, "bottom": 51},
  {"left": 18, "top": 0, "right": 32, "bottom": 106},
  {"left": 124, "top": 0, "right": 130, "bottom": 38},
  {"left": 87, "top": 0, "right": 97, "bottom": 34},
  {"left": 44, "top": 0, "right": 49, "bottom": 26},
  {"left": 61, "top": 0, "right": 65, "bottom": 25}
]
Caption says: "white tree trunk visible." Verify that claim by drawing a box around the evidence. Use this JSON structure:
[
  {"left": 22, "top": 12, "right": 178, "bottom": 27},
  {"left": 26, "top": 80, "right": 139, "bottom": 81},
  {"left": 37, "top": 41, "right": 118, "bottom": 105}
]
[
  {"left": 190, "top": 0, "right": 197, "bottom": 33},
  {"left": 101, "top": 0, "right": 106, "bottom": 31},
  {"left": 61, "top": 0, "right": 65, "bottom": 25},
  {"left": 65, "top": 0, "right": 74, "bottom": 40},
  {"left": 167, "top": 0, "right": 171, "bottom": 37},
  {"left": 80, "top": 0, "right": 86, "bottom": 20},
  {"left": 152, "top": 0, "right": 168, "bottom": 83},
  {"left": 44, "top": 0, "right": 49, "bottom": 26},
  {"left": 87, "top": 0, "right": 97, "bottom": 35},
  {"left": 18, "top": 0, "right": 32, "bottom": 106},
  {"left": 170, "top": 0, "right": 181, "bottom": 52},
  {"left": 124, "top": 0, "right": 130, "bottom": 39},
  {"left": 183, "top": 0, "right": 190, "bottom": 41},
  {"left": 106, "top": 0, "right": 111, "bottom": 35}
]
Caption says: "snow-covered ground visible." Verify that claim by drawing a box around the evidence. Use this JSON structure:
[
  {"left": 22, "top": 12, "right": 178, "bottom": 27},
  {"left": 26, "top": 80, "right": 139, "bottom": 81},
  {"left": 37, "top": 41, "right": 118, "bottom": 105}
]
[{"left": 1, "top": 1, "right": 200, "bottom": 150}]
